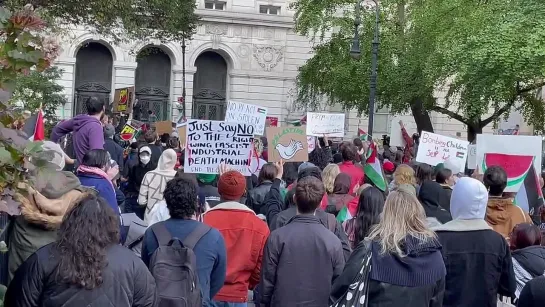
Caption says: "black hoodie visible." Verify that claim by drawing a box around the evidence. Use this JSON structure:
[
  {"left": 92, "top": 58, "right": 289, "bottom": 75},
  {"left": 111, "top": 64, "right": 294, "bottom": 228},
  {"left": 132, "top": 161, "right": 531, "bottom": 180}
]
[{"left": 418, "top": 180, "right": 452, "bottom": 224}]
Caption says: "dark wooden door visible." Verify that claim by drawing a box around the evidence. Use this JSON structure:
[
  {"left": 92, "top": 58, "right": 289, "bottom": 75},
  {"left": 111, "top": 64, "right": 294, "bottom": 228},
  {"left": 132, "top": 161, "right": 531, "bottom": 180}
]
[
  {"left": 192, "top": 51, "right": 227, "bottom": 120},
  {"left": 135, "top": 47, "right": 171, "bottom": 122},
  {"left": 74, "top": 42, "right": 113, "bottom": 115}
]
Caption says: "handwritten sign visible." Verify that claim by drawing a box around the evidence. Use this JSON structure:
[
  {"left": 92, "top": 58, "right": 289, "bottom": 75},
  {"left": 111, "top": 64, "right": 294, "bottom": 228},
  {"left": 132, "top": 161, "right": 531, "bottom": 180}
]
[
  {"left": 119, "top": 124, "right": 137, "bottom": 141},
  {"left": 306, "top": 112, "right": 345, "bottom": 137},
  {"left": 112, "top": 87, "right": 135, "bottom": 114},
  {"left": 467, "top": 144, "right": 477, "bottom": 169},
  {"left": 267, "top": 126, "right": 308, "bottom": 162},
  {"left": 184, "top": 120, "right": 254, "bottom": 176},
  {"left": 225, "top": 101, "right": 268, "bottom": 135},
  {"left": 416, "top": 131, "right": 469, "bottom": 173}
]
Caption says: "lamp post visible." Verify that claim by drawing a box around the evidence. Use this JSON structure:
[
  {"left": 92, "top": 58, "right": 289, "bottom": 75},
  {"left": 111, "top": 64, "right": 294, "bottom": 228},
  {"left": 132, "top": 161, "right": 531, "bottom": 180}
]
[
  {"left": 181, "top": 37, "right": 187, "bottom": 119},
  {"left": 350, "top": 0, "right": 379, "bottom": 141}
]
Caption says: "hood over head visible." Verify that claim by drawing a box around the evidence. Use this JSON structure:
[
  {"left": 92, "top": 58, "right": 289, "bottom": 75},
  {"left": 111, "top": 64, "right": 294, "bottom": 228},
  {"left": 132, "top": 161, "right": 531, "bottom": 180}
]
[
  {"left": 41, "top": 141, "right": 67, "bottom": 171},
  {"left": 156, "top": 148, "right": 177, "bottom": 171},
  {"left": 298, "top": 166, "right": 322, "bottom": 181},
  {"left": 450, "top": 177, "right": 488, "bottom": 220},
  {"left": 333, "top": 173, "right": 351, "bottom": 194},
  {"left": 418, "top": 180, "right": 445, "bottom": 208},
  {"left": 298, "top": 162, "right": 316, "bottom": 173}
]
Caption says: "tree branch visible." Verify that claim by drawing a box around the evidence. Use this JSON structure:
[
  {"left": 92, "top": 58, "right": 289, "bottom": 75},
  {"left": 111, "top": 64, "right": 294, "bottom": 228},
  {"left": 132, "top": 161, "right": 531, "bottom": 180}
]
[
  {"left": 430, "top": 105, "right": 470, "bottom": 126},
  {"left": 481, "top": 81, "right": 545, "bottom": 126}
]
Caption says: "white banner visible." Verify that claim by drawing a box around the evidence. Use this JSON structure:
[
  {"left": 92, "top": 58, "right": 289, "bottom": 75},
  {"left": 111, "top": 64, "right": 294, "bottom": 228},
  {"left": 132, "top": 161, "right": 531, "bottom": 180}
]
[
  {"left": 416, "top": 131, "right": 469, "bottom": 173},
  {"left": 225, "top": 101, "right": 268, "bottom": 135},
  {"left": 306, "top": 112, "right": 345, "bottom": 137},
  {"left": 184, "top": 120, "right": 254, "bottom": 176},
  {"left": 467, "top": 144, "right": 477, "bottom": 170},
  {"left": 389, "top": 116, "right": 404, "bottom": 147}
]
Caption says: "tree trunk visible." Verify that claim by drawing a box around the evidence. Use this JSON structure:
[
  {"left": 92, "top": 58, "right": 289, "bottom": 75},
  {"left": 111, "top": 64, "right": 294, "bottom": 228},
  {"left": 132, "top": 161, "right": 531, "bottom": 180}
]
[
  {"left": 410, "top": 98, "right": 434, "bottom": 134},
  {"left": 467, "top": 122, "right": 483, "bottom": 143}
]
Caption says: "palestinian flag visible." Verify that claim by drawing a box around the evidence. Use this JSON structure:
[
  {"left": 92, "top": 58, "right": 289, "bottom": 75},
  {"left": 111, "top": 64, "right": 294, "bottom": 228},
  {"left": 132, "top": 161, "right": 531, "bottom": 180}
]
[
  {"left": 23, "top": 109, "right": 45, "bottom": 141},
  {"left": 514, "top": 165, "right": 544, "bottom": 223},
  {"left": 336, "top": 206, "right": 353, "bottom": 223},
  {"left": 288, "top": 115, "right": 307, "bottom": 126},
  {"left": 364, "top": 142, "right": 387, "bottom": 191}
]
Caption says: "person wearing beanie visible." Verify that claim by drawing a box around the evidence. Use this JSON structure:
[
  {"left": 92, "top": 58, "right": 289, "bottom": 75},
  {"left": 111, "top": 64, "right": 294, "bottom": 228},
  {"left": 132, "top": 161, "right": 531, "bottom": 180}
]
[
  {"left": 433, "top": 177, "right": 515, "bottom": 307},
  {"left": 196, "top": 173, "right": 221, "bottom": 208},
  {"left": 203, "top": 169, "right": 269, "bottom": 306},
  {"left": 8, "top": 141, "right": 91, "bottom": 281},
  {"left": 103, "top": 123, "right": 124, "bottom": 172}
]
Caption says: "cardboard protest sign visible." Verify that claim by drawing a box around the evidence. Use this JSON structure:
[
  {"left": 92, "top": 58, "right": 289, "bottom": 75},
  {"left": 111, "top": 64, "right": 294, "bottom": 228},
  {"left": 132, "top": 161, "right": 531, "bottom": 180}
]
[
  {"left": 112, "top": 87, "right": 135, "bottom": 114},
  {"left": 476, "top": 134, "right": 542, "bottom": 192},
  {"left": 416, "top": 131, "right": 469, "bottom": 173},
  {"left": 307, "top": 136, "right": 316, "bottom": 153},
  {"left": 467, "top": 144, "right": 477, "bottom": 169},
  {"left": 119, "top": 124, "right": 138, "bottom": 141},
  {"left": 176, "top": 124, "right": 187, "bottom": 146},
  {"left": 155, "top": 121, "right": 173, "bottom": 135},
  {"left": 306, "top": 112, "right": 345, "bottom": 137},
  {"left": 184, "top": 120, "right": 254, "bottom": 176},
  {"left": 266, "top": 126, "right": 309, "bottom": 162},
  {"left": 225, "top": 101, "right": 268, "bottom": 135}
]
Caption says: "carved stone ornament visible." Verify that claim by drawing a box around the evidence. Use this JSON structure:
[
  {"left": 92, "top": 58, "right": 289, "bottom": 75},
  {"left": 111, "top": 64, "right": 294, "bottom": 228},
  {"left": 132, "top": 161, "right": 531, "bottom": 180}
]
[
  {"left": 205, "top": 24, "right": 228, "bottom": 49},
  {"left": 253, "top": 45, "right": 284, "bottom": 72},
  {"left": 237, "top": 44, "right": 251, "bottom": 58}
]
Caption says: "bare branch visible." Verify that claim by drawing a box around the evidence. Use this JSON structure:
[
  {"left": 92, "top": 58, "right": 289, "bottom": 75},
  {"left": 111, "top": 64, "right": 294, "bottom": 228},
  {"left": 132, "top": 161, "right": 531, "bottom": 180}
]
[{"left": 430, "top": 105, "right": 470, "bottom": 126}]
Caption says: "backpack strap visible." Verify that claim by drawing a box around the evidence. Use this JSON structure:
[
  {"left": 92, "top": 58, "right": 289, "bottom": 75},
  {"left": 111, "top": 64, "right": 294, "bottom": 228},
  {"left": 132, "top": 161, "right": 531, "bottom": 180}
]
[
  {"left": 183, "top": 223, "right": 211, "bottom": 249},
  {"left": 151, "top": 223, "right": 172, "bottom": 246}
]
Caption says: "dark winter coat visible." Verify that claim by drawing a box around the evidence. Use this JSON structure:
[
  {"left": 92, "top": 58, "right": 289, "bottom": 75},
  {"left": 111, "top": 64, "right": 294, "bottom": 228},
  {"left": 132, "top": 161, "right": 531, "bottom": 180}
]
[
  {"left": 434, "top": 219, "right": 515, "bottom": 307},
  {"left": 198, "top": 183, "right": 221, "bottom": 208},
  {"left": 125, "top": 161, "right": 156, "bottom": 196},
  {"left": 5, "top": 243, "right": 157, "bottom": 307},
  {"left": 104, "top": 138, "right": 124, "bottom": 171},
  {"left": 331, "top": 237, "right": 446, "bottom": 307},
  {"left": 260, "top": 215, "right": 345, "bottom": 307},
  {"left": 518, "top": 275, "right": 545, "bottom": 307},
  {"left": 246, "top": 180, "right": 273, "bottom": 215},
  {"left": 418, "top": 180, "right": 452, "bottom": 224},
  {"left": 272, "top": 206, "right": 351, "bottom": 262},
  {"left": 512, "top": 245, "right": 545, "bottom": 297},
  {"left": 77, "top": 173, "right": 119, "bottom": 214}
]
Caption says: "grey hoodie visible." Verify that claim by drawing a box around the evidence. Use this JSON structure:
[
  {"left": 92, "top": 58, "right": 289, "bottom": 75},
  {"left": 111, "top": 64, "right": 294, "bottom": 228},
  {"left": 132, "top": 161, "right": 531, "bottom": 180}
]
[{"left": 51, "top": 114, "right": 104, "bottom": 163}]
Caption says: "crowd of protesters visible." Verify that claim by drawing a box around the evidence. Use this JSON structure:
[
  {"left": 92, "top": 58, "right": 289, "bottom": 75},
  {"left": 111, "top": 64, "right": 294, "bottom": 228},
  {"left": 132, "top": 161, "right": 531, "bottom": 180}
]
[{"left": 5, "top": 96, "right": 545, "bottom": 307}]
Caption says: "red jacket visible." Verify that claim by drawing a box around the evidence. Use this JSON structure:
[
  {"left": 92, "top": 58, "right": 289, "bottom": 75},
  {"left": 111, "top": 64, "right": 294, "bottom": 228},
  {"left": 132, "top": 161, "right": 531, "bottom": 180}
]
[
  {"left": 401, "top": 127, "right": 414, "bottom": 163},
  {"left": 203, "top": 202, "right": 270, "bottom": 303},
  {"left": 338, "top": 161, "right": 365, "bottom": 194}
]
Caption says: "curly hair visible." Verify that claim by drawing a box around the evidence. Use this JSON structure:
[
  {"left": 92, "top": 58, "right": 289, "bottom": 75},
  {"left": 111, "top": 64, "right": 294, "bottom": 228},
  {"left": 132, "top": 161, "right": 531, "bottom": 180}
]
[
  {"left": 394, "top": 164, "right": 416, "bottom": 186},
  {"left": 164, "top": 177, "right": 198, "bottom": 219},
  {"left": 54, "top": 194, "right": 120, "bottom": 289},
  {"left": 309, "top": 148, "right": 330, "bottom": 170}
]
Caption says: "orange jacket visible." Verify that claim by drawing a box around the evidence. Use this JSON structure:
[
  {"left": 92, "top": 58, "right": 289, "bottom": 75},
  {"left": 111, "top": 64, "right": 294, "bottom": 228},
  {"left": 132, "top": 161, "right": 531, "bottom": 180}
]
[
  {"left": 486, "top": 197, "right": 532, "bottom": 240},
  {"left": 203, "top": 202, "right": 270, "bottom": 303}
]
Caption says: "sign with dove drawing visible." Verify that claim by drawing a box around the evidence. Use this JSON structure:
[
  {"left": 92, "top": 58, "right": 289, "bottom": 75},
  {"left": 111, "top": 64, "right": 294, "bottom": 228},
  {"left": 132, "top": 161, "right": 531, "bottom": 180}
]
[{"left": 267, "top": 126, "right": 309, "bottom": 162}]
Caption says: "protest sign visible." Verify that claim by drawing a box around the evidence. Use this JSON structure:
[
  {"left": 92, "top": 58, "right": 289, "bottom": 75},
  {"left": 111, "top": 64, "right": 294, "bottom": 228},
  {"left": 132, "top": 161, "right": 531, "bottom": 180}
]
[
  {"left": 120, "top": 124, "right": 138, "bottom": 141},
  {"left": 467, "top": 144, "right": 477, "bottom": 169},
  {"left": 266, "top": 126, "right": 309, "bottom": 162},
  {"left": 306, "top": 112, "right": 345, "bottom": 137},
  {"left": 476, "top": 134, "right": 542, "bottom": 192},
  {"left": 176, "top": 123, "right": 187, "bottom": 146},
  {"left": 266, "top": 116, "right": 278, "bottom": 127},
  {"left": 155, "top": 121, "right": 173, "bottom": 135},
  {"left": 307, "top": 136, "right": 316, "bottom": 153},
  {"left": 416, "top": 131, "right": 469, "bottom": 173},
  {"left": 184, "top": 120, "right": 254, "bottom": 176},
  {"left": 112, "top": 87, "right": 135, "bottom": 114},
  {"left": 389, "top": 116, "right": 404, "bottom": 147},
  {"left": 225, "top": 101, "right": 268, "bottom": 135}
]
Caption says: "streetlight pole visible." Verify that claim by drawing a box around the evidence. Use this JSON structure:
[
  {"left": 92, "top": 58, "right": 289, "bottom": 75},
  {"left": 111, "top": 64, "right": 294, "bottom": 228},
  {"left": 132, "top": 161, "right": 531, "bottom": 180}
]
[
  {"left": 181, "top": 37, "right": 187, "bottom": 119},
  {"left": 350, "top": 0, "right": 380, "bottom": 142}
]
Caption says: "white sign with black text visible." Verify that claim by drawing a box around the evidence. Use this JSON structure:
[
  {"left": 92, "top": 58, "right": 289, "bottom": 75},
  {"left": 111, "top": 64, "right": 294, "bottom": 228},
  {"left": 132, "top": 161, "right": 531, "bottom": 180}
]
[
  {"left": 416, "top": 131, "right": 469, "bottom": 173},
  {"left": 306, "top": 112, "right": 345, "bottom": 137},
  {"left": 225, "top": 101, "right": 268, "bottom": 135}
]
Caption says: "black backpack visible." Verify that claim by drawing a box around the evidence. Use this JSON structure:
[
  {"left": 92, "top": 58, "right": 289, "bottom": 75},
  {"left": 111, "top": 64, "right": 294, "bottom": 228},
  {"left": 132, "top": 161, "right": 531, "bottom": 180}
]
[{"left": 149, "top": 223, "right": 211, "bottom": 307}]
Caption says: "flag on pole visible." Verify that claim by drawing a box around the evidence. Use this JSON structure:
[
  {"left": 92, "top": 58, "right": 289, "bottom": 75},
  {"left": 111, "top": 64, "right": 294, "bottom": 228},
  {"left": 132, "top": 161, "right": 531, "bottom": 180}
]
[
  {"left": 23, "top": 109, "right": 45, "bottom": 141},
  {"left": 514, "top": 164, "right": 543, "bottom": 222},
  {"left": 364, "top": 142, "right": 387, "bottom": 191},
  {"left": 288, "top": 115, "right": 307, "bottom": 126}
]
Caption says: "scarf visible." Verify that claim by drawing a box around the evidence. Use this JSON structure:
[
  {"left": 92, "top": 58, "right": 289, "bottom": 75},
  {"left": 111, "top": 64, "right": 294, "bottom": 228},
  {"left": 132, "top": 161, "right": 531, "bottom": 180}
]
[{"left": 77, "top": 165, "right": 114, "bottom": 189}]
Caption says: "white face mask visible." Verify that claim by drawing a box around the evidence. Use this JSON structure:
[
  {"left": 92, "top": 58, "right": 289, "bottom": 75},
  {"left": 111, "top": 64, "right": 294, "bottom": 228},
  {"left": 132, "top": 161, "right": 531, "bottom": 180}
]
[{"left": 140, "top": 155, "right": 151, "bottom": 165}]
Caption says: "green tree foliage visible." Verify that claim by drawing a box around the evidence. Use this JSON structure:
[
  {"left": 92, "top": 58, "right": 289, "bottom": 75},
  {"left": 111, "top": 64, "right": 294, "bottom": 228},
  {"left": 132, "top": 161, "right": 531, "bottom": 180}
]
[
  {"left": 9, "top": 66, "right": 68, "bottom": 135},
  {"left": 293, "top": 0, "right": 545, "bottom": 141},
  {"left": 5, "top": 0, "right": 199, "bottom": 41}
]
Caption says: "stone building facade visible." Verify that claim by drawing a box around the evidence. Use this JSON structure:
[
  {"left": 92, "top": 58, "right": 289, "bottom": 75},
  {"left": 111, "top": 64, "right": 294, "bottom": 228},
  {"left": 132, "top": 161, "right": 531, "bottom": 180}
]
[{"left": 53, "top": 0, "right": 523, "bottom": 139}]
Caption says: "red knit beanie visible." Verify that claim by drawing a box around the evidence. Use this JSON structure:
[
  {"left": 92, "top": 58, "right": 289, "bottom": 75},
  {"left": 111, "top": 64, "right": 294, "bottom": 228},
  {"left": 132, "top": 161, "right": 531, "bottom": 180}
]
[{"left": 217, "top": 170, "right": 247, "bottom": 201}]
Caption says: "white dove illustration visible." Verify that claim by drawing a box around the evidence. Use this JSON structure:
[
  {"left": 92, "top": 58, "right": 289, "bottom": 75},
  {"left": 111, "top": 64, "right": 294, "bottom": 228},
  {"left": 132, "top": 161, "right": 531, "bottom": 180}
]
[{"left": 275, "top": 139, "right": 304, "bottom": 160}]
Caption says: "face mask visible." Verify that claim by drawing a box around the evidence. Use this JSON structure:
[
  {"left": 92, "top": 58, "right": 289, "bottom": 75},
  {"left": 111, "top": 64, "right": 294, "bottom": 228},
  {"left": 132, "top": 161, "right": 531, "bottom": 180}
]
[{"left": 140, "top": 155, "right": 151, "bottom": 165}]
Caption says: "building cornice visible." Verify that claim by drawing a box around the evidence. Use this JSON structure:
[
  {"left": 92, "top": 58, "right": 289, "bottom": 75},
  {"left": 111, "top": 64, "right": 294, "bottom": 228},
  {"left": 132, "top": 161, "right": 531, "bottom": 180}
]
[{"left": 196, "top": 9, "right": 295, "bottom": 28}]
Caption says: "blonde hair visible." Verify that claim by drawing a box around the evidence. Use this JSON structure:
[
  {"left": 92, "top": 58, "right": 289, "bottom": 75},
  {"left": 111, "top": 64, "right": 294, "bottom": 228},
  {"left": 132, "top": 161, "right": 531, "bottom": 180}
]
[
  {"left": 322, "top": 164, "right": 341, "bottom": 194},
  {"left": 367, "top": 190, "right": 436, "bottom": 256},
  {"left": 394, "top": 164, "right": 416, "bottom": 186}
]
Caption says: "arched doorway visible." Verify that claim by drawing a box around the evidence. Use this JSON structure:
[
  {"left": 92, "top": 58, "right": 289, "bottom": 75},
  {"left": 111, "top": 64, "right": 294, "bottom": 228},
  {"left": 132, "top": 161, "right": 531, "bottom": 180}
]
[
  {"left": 192, "top": 51, "right": 227, "bottom": 120},
  {"left": 74, "top": 42, "right": 113, "bottom": 115},
  {"left": 134, "top": 47, "right": 171, "bottom": 122}
]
